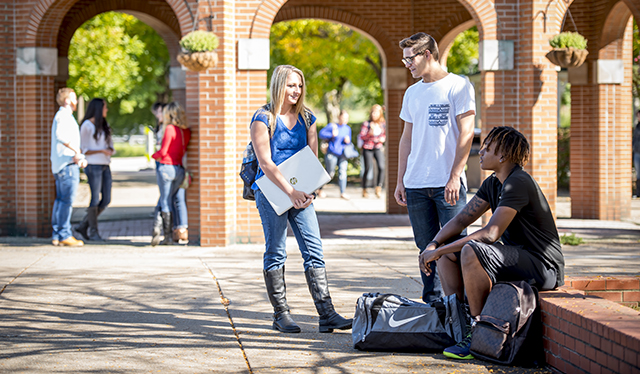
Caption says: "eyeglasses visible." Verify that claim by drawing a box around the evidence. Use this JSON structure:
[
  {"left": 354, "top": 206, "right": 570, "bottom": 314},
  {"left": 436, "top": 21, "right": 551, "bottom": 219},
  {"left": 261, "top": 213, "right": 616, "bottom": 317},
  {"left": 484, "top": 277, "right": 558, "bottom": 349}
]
[{"left": 402, "top": 51, "right": 423, "bottom": 65}]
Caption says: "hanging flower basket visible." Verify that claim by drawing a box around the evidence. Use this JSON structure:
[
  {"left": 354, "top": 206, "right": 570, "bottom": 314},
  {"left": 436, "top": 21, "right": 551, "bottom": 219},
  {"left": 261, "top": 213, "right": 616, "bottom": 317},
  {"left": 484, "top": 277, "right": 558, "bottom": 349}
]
[
  {"left": 546, "top": 48, "right": 589, "bottom": 69},
  {"left": 177, "top": 51, "right": 218, "bottom": 72},
  {"left": 177, "top": 30, "right": 220, "bottom": 72}
]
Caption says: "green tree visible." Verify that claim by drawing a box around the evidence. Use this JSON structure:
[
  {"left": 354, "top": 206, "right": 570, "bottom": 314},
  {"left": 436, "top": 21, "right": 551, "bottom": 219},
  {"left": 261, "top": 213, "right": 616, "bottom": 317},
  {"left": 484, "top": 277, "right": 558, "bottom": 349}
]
[
  {"left": 270, "top": 20, "right": 382, "bottom": 123},
  {"left": 446, "top": 26, "right": 479, "bottom": 75},
  {"left": 68, "top": 12, "right": 170, "bottom": 134},
  {"left": 633, "top": 19, "right": 639, "bottom": 102}
]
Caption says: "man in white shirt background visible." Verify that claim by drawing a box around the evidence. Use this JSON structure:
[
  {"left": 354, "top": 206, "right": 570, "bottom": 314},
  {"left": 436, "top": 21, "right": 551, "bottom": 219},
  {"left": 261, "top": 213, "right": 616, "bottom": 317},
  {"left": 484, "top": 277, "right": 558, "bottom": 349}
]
[{"left": 50, "top": 87, "right": 87, "bottom": 247}]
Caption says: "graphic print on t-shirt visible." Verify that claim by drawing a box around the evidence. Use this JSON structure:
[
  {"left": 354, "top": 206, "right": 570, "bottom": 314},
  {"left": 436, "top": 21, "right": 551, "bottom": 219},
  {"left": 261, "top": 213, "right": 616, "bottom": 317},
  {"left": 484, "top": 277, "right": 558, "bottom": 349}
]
[{"left": 428, "top": 104, "right": 450, "bottom": 127}]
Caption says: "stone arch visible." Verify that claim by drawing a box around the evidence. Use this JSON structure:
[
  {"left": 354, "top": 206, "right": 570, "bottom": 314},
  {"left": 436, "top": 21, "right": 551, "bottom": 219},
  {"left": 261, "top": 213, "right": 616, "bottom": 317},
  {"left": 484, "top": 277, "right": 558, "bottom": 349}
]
[
  {"left": 439, "top": 19, "right": 477, "bottom": 67},
  {"left": 273, "top": 6, "right": 396, "bottom": 66}
]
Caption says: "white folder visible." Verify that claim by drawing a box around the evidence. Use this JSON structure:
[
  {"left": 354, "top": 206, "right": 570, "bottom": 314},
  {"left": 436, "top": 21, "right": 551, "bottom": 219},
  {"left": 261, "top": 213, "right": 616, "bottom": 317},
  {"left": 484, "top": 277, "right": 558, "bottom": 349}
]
[{"left": 256, "top": 146, "right": 331, "bottom": 215}]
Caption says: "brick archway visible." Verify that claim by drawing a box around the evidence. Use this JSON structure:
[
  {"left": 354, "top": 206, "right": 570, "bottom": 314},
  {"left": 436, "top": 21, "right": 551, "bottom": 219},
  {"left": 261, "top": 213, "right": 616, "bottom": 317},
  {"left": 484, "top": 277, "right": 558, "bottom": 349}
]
[{"left": 10, "top": 0, "right": 197, "bottom": 237}]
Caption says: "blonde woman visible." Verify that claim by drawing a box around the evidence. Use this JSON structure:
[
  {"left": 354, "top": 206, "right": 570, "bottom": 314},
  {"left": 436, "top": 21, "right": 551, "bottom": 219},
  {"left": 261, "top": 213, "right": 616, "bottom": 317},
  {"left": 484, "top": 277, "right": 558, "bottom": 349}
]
[
  {"left": 151, "top": 102, "right": 190, "bottom": 245},
  {"left": 250, "top": 65, "right": 352, "bottom": 334},
  {"left": 358, "top": 104, "right": 386, "bottom": 198}
]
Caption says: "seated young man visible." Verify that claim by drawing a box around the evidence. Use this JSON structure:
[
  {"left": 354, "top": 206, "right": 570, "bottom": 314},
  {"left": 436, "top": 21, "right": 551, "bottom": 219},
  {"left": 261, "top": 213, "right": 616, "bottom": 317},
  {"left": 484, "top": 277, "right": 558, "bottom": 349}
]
[{"left": 418, "top": 126, "right": 565, "bottom": 360}]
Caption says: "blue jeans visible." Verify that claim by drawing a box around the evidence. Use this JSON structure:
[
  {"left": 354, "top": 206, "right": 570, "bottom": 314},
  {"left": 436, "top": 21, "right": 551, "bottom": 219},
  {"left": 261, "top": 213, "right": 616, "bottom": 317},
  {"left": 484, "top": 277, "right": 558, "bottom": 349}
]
[
  {"left": 406, "top": 184, "right": 467, "bottom": 302},
  {"left": 51, "top": 163, "right": 79, "bottom": 241},
  {"left": 325, "top": 152, "right": 348, "bottom": 194},
  {"left": 174, "top": 188, "right": 188, "bottom": 229},
  {"left": 85, "top": 164, "right": 112, "bottom": 209},
  {"left": 156, "top": 163, "right": 185, "bottom": 221},
  {"left": 255, "top": 189, "right": 325, "bottom": 272}
]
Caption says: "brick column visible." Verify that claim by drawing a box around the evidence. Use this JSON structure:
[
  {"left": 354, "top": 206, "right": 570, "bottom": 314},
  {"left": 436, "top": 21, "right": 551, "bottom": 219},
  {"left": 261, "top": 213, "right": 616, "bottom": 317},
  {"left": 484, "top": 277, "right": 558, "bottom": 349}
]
[
  {"left": 570, "top": 20, "right": 634, "bottom": 220},
  {"left": 188, "top": 0, "right": 237, "bottom": 246},
  {"left": 0, "top": 0, "right": 15, "bottom": 235}
]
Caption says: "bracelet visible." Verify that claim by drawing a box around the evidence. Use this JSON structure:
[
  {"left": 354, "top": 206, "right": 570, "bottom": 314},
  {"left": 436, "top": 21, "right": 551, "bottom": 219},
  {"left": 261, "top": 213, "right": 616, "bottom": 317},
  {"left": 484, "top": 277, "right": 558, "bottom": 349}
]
[{"left": 428, "top": 240, "right": 440, "bottom": 247}]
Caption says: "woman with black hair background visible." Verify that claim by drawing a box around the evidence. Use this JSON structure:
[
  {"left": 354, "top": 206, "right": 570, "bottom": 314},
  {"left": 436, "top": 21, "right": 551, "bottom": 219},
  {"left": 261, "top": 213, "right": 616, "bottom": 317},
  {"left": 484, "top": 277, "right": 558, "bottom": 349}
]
[{"left": 74, "top": 98, "right": 114, "bottom": 242}]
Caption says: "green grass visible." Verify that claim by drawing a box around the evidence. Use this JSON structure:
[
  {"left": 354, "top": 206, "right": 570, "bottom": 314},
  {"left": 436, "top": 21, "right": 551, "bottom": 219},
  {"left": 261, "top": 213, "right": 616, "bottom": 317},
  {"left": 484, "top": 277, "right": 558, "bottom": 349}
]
[
  {"left": 113, "top": 143, "right": 148, "bottom": 158},
  {"left": 560, "top": 233, "right": 584, "bottom": 246}
]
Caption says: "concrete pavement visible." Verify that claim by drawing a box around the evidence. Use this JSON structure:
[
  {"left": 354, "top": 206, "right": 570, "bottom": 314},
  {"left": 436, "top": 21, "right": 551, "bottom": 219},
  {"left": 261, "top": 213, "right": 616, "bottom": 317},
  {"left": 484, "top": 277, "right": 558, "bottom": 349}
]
[{"left": 2, "top": 157, "right": 639, "bottom": 372}]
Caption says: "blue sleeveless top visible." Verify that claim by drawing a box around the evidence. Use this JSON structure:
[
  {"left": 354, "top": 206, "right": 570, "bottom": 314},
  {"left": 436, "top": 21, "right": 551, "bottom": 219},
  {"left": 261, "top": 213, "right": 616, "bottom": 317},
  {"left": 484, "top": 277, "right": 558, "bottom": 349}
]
[{"left": 251, "top": 107, "right": 316, "bottom": 190}]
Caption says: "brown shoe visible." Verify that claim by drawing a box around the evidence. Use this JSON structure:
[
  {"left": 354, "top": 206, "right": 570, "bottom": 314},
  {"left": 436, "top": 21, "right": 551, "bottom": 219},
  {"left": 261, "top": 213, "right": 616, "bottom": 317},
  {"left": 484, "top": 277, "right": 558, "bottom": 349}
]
[
  {"left": 59, "top": 236, "right": 84, "bottom": 247},
  {"left": 52, "top": 239, "right": 59, "bottom": 246},
  {"left": 375, "top": 186, "right": 382, "bottom": 198},
  {"left": 173, "top": 228, "right": 189, "bottom": 245},
  {"left": 362, "top": 189, "right": 369, "bottom": 198}
]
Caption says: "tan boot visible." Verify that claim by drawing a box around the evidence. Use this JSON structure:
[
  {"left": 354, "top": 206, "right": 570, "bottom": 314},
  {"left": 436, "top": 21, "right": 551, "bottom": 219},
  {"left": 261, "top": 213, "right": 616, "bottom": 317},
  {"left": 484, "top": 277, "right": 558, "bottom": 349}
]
[
  {"left": 173, "top": 228, "right": 189, "bottom": 245},
  {"left": 59, "top": 236, "right": 84, "bottom": 247},
  {"left": 375, "top": 186, "right": 382, "bottom": 198},
  {"left": 362, "top": 189, "right": 369, "bottom": 198}
]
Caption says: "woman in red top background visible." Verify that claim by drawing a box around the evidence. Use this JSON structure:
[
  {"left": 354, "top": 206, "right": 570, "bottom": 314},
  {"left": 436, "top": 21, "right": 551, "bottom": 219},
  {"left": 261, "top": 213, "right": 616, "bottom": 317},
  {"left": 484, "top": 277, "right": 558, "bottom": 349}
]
[
  {"left": 358, "top": 104, "right": 386, "bottom": 198},
  {"left": 151, "top": 101, "right": 190, "bottom": 245}
]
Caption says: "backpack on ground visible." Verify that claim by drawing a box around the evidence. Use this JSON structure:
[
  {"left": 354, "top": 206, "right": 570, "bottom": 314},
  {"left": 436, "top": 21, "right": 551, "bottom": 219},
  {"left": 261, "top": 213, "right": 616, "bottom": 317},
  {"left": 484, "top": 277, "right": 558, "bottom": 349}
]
[
  {"left": 469, "top": 280, "right": 544, "bottom": 366},
  {"left": 352, "top": 293, "right": 468, "bottom": 352}
]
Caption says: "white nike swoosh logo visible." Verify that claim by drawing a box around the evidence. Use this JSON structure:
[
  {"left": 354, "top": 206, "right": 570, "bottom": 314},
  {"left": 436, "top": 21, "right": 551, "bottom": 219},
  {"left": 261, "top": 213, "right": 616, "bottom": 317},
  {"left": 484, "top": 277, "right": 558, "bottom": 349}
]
[{"left": 388, "top": 313, "right": 427, "bottom": 328}]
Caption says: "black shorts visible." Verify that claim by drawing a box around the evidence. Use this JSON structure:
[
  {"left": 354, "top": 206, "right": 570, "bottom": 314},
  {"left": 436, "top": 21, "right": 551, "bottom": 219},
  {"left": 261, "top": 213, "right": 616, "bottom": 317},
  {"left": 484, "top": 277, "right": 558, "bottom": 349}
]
[{"left": 464, "top": 240, "right": 558, "bottom": 290}]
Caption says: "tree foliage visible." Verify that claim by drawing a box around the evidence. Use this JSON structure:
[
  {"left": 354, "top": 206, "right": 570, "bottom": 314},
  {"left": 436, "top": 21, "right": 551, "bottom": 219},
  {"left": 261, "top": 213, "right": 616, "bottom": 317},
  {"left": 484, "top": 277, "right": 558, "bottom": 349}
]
[
  {"left": 446, "top": 26, "right": 479, "bottom": 75},
  {"left": 68, "top": 12, "right": 170, "bottom": 134},
  {"left": 270, "top": 20, "right": 382, "bottom": 123},
  {"left": 633, "top": 19, "right": 639, "bottom": 101}
]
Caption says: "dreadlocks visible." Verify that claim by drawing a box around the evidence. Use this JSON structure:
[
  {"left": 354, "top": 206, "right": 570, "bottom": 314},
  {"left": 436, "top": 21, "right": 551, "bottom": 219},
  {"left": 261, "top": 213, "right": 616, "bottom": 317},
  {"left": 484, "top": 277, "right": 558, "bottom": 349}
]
[{"left": 482, "top": 126, "right": 530, "bottom": 167}]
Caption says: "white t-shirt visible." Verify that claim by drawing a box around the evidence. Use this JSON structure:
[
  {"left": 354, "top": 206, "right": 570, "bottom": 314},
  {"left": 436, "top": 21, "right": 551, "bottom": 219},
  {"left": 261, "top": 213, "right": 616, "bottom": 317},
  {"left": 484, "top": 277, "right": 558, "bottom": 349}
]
[
  {"left": 399, "top": 73, "right": 475, "bottom": 188},
  {"left": 80, "top": 119, "right": 113, "bottom": 165}
]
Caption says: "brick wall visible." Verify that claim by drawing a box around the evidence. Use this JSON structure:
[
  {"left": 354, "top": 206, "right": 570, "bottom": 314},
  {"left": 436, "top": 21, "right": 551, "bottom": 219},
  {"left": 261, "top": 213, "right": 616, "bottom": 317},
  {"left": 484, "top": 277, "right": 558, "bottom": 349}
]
[
  {"left": 0, "top": 0, "right": 16, "bottom": 235},
  {"left": 541, "top": 283, "right": 640, "bottom": 374}
]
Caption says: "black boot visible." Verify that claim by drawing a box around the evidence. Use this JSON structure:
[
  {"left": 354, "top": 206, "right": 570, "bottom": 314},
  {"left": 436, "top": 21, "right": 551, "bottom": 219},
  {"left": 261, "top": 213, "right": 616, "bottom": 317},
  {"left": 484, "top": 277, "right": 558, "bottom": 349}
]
[
  {"left": 636, "top": 179, "right": 640, "bottom": 197},
  {"left": 87, "top": 206, "right": 104, "bottom": 242},
  {"left": 264, "top": 267, "right": 301, "bottom": 333},
  {"left": 160, "top": 212, "right": 173, "bottom": 245},
  {"left": 150, "top": 210, "right": 162, "bottom": 246},
  {"left": 304, "top": 267, "right": 352, "bottom": 333},
  {"left": 74, "top": 215, "right": 89, "bottom": 241}
]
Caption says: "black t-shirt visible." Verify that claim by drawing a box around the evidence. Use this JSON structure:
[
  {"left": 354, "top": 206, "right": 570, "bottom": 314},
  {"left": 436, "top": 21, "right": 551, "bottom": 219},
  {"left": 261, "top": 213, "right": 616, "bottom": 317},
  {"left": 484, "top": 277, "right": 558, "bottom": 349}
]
[{"left": 476, "top": 165, "right": 565, "bottom": 286}]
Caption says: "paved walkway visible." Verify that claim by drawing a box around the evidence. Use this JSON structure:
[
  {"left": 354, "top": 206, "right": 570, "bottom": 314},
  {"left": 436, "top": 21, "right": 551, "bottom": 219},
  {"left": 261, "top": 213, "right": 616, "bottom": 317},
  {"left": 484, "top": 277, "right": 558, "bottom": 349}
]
[{"left": 1, "top": 158, "right": 639, "bottom": 373}]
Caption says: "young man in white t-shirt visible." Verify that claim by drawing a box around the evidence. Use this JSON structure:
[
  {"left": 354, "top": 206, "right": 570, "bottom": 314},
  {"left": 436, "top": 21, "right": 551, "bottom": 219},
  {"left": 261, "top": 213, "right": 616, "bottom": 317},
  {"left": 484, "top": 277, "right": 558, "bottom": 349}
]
[{"left": 394, "top": 32, "right": 476, "bottom": 303}]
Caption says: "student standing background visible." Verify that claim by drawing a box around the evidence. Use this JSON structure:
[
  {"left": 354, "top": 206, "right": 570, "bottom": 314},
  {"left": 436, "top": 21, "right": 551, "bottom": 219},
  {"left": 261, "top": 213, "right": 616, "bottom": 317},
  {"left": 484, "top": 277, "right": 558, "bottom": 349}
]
[
  {"left": 359, "top": 104, "right": 386, "bottom": 198},
  {"left": 50, "top": 88, "right": 87, "bottom": 247},
  {"left": 74, "top": 98, "right": 114, "bottom": 242},
  {"left": 318, "top": 110, "right": 352, "bottom": 200}
]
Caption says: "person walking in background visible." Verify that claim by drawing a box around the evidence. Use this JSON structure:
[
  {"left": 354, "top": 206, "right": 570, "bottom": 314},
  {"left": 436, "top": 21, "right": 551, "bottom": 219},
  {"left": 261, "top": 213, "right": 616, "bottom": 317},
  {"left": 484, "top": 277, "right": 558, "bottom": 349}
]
[
  {"left": 359, "top": 104, "right": 386, "bottom": 198},
  {"left": 318, "top": 110, "right": 352, "bottom": 200},
  {"left": 74, "top": 98, "right": 114, "bottom": 242},
  {"left": 51, "top": 88, "right": 87, "bottom": 247},
  {"left": 151, "top": 102, "right": 190, "bottom": 246},
  {"left": 250, "top": 65, "right": 352, "bottom": 334},
  {"left": 150, "top": 102, "right": 166, "bottom": 246},
  {"left": 633, "top": 109, "right": 640, "bottom": 197},
  {"left": 395, "top": 32, "right": 476, "bottom": 303}
]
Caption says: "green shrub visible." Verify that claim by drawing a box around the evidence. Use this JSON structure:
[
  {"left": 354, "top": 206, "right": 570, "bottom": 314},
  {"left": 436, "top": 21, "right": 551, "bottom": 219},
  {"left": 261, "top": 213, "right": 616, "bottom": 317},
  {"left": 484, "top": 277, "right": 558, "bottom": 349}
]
[
  {"left": 179, "top": 31, "right": 219, "bottom": 53},
  {"left": 549, "top": 32, "right": 587, "bottom": 50},
  {"left": 113, "top": 143, "right": 147, "bottom": 157},
  {"left": 560, "top": 233, "right": 584, "bottom": 246}
]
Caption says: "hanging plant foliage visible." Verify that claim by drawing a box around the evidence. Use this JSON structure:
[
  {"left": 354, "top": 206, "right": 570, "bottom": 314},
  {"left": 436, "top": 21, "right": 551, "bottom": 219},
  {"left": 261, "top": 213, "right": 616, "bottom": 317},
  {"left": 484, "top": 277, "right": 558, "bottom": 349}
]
[
  {"left": 177, "top": 30, "right": 219, "bottom": 72},
  {"left": 546, "top": 32, "right": 589, "bottom": 68}
]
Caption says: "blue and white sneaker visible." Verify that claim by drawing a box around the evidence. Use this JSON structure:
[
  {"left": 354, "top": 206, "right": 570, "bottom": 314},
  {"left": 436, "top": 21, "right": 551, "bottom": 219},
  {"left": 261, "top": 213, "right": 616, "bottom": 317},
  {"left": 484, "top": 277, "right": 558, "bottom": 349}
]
[{"left": 443, "top": 330, "right": 474, "bottom": 360}]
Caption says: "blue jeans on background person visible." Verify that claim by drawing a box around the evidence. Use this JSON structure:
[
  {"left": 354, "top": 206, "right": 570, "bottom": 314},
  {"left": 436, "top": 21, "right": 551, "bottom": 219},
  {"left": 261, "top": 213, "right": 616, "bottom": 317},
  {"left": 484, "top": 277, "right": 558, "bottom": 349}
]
[
  {"left": 85, "top": 164, "right": 112, "bottom": 209},
  {"left": 406, "top": 184, "right": 467, "bottom": 303},
  {"left": 156, "top": 163, "right": 185, "bottom": 220},
  {"left": 174, "top": 188, "right": 188, "bottom": 229},
  {"left": 51, "top": 163, "right": 79, "bottom": 241},
  {"left": 325, "top": 152, "right": 348, "bottom": 194},
  {"left": 255, "top": 189, "right": 325, "bottom": 272}
]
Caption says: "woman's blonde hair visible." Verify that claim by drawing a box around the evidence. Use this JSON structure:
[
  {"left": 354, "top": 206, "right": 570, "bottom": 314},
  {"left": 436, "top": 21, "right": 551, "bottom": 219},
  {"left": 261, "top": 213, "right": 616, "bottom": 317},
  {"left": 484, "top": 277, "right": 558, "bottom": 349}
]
[
  {"left": 369, "top": 104, "right": 384, "bottom": 124},
  {"left": 264, "top": 65, "right": 310, "bottom": 136},
  {"left": 163, "top": 101, "right": 188, "bottom": 129}
]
